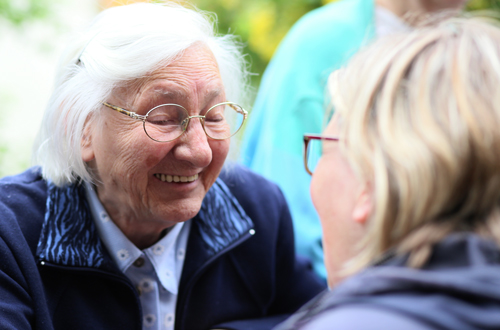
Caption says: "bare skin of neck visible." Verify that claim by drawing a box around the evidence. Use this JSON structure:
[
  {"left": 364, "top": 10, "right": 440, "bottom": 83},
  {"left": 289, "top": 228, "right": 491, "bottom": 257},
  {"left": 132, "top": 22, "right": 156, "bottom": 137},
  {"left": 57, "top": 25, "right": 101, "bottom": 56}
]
[{"left": 375, "top": 0, "right": 466, "bottom": 18}]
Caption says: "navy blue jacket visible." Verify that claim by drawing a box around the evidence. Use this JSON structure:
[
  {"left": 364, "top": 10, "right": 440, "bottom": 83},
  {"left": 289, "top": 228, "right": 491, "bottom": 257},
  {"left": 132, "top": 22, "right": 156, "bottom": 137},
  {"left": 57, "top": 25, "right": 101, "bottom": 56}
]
[
  {"left": 275, "top": 233, "right": 500, "bottom": 330},
  {"left": 0, "top": 165, "right": 325, "bottom": 330}
]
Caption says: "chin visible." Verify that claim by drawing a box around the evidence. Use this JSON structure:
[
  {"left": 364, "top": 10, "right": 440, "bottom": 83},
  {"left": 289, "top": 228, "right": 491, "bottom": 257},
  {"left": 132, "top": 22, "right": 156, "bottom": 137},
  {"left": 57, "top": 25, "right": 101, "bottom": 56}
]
[{"left": 156, "top": 199, "right": 203, "bottom": 223}]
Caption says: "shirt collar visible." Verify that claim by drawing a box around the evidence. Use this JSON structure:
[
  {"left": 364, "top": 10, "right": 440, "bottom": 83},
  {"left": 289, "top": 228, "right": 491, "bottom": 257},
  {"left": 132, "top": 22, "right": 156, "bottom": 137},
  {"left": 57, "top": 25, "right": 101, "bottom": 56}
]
[
  {"left": 38, "top": 175, "right": 253, "bottom": 275},
  {"left": 143, "top": 220, "right": 190, "bottom": 294}
]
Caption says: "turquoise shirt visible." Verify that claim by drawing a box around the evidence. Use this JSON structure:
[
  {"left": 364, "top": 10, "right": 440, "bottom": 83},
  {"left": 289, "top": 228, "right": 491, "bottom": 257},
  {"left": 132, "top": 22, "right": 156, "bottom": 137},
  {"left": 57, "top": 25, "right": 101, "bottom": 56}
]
[{"left": 240, "top": 0, "right": 375, "bottom": 278}]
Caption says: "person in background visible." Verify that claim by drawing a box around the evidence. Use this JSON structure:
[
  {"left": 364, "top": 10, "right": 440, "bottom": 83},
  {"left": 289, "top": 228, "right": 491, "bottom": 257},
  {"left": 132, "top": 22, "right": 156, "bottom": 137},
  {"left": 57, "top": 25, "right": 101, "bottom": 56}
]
[
  {"left": 277, "top": 16, "right": 500, "bottom": 329},
  {"left": 240, "top": 0, "right": 468, "bottom": 279},
  {"left": 0, "top": 3, "right": 325, "bottom": 330}
]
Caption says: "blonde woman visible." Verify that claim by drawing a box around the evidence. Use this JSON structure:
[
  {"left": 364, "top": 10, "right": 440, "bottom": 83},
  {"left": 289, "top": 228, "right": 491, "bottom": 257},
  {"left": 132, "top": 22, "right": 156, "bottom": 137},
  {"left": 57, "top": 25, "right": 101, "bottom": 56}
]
[{"left": 277, "top": 17, "right": 500, "bottom": 330}]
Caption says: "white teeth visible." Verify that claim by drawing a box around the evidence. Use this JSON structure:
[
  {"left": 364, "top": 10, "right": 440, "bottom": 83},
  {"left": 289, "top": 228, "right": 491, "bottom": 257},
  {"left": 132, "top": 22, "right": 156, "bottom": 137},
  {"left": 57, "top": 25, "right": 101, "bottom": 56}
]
[{"left": 155, "top": 173, "right": 198, "bottom": 183}]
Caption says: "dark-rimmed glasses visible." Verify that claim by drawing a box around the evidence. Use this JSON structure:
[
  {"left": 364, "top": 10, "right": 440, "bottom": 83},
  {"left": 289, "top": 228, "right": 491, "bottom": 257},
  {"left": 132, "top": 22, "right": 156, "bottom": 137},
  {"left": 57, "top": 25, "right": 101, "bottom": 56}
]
[
  {"left": 103, "top": 101, "right": 248, "bottom": 142},
  {"left": 303, "top": 134, "right": 339, "bottom": 175}
]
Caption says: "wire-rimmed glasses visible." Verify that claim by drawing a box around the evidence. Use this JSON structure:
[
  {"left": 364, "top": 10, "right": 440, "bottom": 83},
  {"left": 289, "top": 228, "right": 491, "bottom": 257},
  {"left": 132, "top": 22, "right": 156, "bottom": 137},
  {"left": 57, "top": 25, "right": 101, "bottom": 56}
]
[
  {"left": 103, "top": 101, "right": 248, "bottom": 142},
  {"left": 303, "top": 134, "right": 339, "bottom": 175}
]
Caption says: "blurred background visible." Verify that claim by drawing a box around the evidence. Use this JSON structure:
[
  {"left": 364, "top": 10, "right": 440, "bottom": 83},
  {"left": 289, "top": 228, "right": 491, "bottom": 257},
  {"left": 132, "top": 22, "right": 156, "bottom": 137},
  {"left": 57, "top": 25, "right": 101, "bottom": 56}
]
[{"left": 0, "top": 0, "right": 499, "bottom": 177}]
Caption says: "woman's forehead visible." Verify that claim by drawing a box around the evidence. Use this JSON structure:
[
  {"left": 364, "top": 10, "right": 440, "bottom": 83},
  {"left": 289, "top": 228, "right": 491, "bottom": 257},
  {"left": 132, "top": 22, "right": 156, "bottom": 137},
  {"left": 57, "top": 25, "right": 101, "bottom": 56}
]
[
  {"left": 148, "top": 84, "right": 224, "bottom": 99},
  {"left": 111, "top": 59, "right": 224, "bottom": 105},
  {"left": 114, "top": 80, "right": 224, "bottom": 107}
]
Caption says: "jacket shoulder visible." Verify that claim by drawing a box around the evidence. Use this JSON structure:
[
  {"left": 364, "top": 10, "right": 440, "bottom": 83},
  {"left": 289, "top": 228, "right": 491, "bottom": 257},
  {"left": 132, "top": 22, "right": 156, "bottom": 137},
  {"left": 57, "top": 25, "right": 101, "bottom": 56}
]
[
  {"left": 280, "top": 0, "right": 374, "bottom": 50},
  {"left": 219, "top": 164, "right": 287, "bottom": 209},
  {"left": 297, "top": 0, "right": 374, "bottom": 28},
  {"left": 0, "top": 167, "right": 46, "bottom": 199},
  {"left": 0, "top": 167, "right": 48, "bottom": 253}
]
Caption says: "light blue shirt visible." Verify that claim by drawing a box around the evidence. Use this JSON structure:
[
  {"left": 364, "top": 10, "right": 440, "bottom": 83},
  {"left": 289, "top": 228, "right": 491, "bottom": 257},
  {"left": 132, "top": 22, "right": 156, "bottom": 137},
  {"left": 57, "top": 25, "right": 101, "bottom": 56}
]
[
  {"left": 84, "top": 183, "right": 191, "bottom": 330},
  {"left": 240, "top": 0, "right": 376, "bottom": 279}
]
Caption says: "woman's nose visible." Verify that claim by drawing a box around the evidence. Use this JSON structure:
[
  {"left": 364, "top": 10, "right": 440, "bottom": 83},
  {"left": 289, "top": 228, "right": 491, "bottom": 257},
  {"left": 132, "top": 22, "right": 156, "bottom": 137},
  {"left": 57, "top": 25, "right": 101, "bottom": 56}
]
[{"left": 173, "top": 118, "right": 212, "bottom": 167}]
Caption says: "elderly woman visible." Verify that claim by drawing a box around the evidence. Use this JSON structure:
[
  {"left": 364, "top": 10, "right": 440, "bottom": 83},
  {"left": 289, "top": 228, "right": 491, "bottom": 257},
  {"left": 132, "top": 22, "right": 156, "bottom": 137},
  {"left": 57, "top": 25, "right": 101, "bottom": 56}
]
[
  {"left": 277, "top": 17, "right": 500, "bottom": 330},
  {"left": 0, "top": 3, "right": 324, "bottom": 330}
]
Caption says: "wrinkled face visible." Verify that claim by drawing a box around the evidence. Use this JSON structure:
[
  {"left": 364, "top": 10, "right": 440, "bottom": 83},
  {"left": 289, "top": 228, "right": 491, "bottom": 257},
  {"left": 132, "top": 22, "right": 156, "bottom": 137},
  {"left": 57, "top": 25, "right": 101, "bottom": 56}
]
[
  {"left": 310, "top": 115, "right": 367, "bottom": 287},
  {"left": 81, "top": 44, "right": 229, "bottom": 236}
]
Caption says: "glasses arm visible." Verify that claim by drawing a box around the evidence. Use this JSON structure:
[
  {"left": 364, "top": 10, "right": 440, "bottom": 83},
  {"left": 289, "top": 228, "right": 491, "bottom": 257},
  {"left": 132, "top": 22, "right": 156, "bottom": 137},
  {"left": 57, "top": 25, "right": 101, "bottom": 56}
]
[
  {"left": 219, "top": 101, "right": 248, "bottom": 117},
  {"left": 303, "top": 134, "right": 339, "bottom": 142},
  {"left": 303, "top": 134, "right": 339, "bottom": 175},
  {"left": 303, "top": 138, "right": 313, "bottom": 175},
  {"left": 102, "top": 102, "right": 146, "bottom": 120}
]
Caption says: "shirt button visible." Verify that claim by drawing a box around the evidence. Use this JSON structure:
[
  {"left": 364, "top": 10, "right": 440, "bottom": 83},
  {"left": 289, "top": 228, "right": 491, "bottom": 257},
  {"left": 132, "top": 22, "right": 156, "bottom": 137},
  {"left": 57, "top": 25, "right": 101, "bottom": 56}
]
[
  {"left": 164, "top": 313, "right": 175, "bottom": 327},
  {"left": 165, "top": 270, "right": 172, "bottom": 278},
  {"left": 153, "top": 244, "right": 165, "bottom": 255},
  {"left": 177, "top": 248, "right": 185, "bottom": 260},
  {"left": 117, "top": 249, "right": 129, "bottom": 261},
  {"left": 133, "top": 257, "right": 145, "bottom": 267},
  {"left": 100, "top": 211, "right": 110, "bottom": 223},
  {"left": 139, "top": 278, "right": 155, "bottom": 293},
  {"left": 143, "top": 314, "right": 156, "bottom": 327}
]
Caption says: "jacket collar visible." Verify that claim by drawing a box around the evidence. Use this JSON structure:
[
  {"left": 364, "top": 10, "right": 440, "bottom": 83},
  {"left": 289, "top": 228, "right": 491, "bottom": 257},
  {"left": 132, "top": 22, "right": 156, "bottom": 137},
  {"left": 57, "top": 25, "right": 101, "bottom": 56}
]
[
  {"left": 194, "top": 178, "right": 253, "bottom": 257},
  {"left": 36, "top": 178, "right": 254, "bottom": 270}
]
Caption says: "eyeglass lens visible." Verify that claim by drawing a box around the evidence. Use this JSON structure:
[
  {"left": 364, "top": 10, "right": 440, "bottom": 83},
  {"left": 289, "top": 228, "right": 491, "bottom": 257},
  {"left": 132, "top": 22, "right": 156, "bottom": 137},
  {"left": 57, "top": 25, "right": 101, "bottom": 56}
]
[
  {"left": 306, "top": 139, "right": 323, "bottom": 174},
  {"left": 143, "top": 103, "right": 245, "bottom": 142}
]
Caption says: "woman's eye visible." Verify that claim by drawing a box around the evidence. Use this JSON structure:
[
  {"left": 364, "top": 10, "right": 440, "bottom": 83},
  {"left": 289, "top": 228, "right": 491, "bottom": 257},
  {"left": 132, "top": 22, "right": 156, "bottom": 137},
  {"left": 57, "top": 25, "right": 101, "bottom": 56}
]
[
  {"left": 147, "top": 116, "right": 179, "bottom": 126},
  {"left": 146, "top": 105, "right": 187, "bottom": 126},
  {"left": 206, "top": 105, "right": 225, "bottom": 122},
  {"left": 205, "top": 114, "right": 224, "bottom": 122}
]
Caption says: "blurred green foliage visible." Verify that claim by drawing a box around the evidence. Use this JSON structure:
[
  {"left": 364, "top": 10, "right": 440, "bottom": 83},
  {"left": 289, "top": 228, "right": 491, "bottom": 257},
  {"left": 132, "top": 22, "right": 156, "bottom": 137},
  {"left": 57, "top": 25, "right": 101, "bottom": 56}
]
[
  {"left": 191, "top": 0, "right": 337, "bottom": 86},
  {"left": 50, "top": 0, "right": 500, "bottom": 88},
  {"left": 1, "top": 0, "right": 500, "bottom": 84},
  {"left": 0, "top": 0, "right": 55, "bottom": 26},
  {"left": 467, "top": 0, "right": 500, "bottom": 10},
  {"left": 190, "top": 0, "right": 500, "bottom": 87}
]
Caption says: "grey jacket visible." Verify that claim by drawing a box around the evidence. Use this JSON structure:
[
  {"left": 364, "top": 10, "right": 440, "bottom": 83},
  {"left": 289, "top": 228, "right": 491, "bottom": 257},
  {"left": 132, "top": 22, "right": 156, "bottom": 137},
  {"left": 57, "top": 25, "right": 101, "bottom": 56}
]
[{"left": 276, "top": 233, "right": 500, "bottom": 330}]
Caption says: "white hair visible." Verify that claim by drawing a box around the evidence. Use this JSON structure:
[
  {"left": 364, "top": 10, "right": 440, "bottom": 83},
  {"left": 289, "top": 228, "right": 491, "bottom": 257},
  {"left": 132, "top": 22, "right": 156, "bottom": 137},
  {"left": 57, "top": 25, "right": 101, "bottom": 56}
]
[{"left": 33, "top": 2, "right": 250, "bottom": 186}]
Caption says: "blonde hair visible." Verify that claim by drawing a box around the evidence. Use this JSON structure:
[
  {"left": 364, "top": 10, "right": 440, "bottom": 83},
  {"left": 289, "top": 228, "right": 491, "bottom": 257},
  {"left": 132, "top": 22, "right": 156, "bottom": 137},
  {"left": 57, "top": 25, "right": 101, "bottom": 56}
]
[
  {"left": 33, "top": 2, "right": 249, "bottom": 186},
  {"left": 329, "top": 17, "right": 500, "bottom": 273}
]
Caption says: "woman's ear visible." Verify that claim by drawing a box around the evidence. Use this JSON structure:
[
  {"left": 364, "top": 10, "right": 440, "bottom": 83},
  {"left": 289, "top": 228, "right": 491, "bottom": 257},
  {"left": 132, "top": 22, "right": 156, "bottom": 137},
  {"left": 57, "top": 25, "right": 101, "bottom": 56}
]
[
  {"left": 81, "top": 116, "right": 95, "bottom": 162},
  {"left": 352, "top": 184, "right": 372, "bottom": 225}
]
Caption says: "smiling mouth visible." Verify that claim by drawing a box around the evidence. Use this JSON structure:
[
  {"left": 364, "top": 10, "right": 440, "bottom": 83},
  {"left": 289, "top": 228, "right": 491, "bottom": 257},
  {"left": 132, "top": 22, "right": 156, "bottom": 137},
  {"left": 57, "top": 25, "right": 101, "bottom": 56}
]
[{"left": 154, "top": 173, "right": 199, "bottom": 183}]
